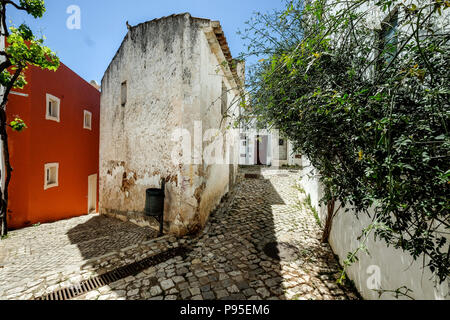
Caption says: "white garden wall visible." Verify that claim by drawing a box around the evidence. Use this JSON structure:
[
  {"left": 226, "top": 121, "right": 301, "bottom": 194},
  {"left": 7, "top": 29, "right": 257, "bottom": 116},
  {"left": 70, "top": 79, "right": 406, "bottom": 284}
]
[{"left": 299, "top": 157, "right": 449, "bottom": 300}]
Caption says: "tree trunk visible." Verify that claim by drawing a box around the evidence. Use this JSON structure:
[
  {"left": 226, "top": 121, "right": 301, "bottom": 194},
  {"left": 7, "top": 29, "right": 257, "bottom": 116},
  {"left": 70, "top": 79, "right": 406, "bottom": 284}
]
[
  {"left": 0, "top": 106, "right": 11, "bottom": 238},
  {"left": 321, "top": 198, "right": 335, "bottom": 243},
  {"left": 0, "top": 67, "right": 23, "bottom": 238}
]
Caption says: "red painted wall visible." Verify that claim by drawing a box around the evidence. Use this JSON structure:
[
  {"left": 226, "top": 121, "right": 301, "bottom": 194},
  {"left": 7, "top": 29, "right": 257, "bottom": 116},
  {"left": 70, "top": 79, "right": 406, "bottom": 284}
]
[{"left": 6, "top": 63, "right": 100, "bottom": 229}]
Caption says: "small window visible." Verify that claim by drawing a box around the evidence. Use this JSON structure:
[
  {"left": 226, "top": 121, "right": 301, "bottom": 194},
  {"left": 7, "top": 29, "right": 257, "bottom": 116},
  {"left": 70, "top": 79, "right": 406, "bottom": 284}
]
[
  {"left": 46, "top": 94, "right": 60, "bottom": 122},
  {"left": 121, "top": 81, "right": 127, "bottom": 106},
  {"left": 279, "top": 139, "right": 285, "bottom": 146},
  {"left": 44, "top": 163, "right": 59, "bottom": 190},
  {"left": 83, "top": 110, "right": 92, "bottom": 130}
]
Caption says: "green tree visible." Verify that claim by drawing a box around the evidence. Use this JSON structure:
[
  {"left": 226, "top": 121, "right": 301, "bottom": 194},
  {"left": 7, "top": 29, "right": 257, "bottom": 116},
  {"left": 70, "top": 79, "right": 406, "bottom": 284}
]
[
  {"left": 0, "top": 0, "right": 59, "bottom": 237},
  {"left": 241, "top": 0, "right": 449, "bottom": 283}
]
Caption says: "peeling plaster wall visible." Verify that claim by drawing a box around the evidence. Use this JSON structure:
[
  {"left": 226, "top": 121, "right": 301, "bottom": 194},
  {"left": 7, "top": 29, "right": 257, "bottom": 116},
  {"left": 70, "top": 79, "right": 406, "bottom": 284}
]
[
  {"left": 196, "top": 30, "right": 240, "bottom": 229},
  {"left": 100, "top": 14, "right": 241, "bottom": 236},
  {"left": 100, "top": 14, "right": 190, "bottom": 234}
]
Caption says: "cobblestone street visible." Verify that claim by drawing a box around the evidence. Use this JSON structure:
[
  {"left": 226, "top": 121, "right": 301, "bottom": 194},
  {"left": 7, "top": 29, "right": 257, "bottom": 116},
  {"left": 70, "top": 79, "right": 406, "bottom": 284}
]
[{"left": 0, "top": 167, "right": 359, "bottom": 300}]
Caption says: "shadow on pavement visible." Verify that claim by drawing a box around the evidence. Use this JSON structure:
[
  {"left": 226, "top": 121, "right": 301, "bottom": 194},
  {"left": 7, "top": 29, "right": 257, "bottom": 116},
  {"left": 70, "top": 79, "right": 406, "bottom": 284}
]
[{"left": 67, "top": 215, "right": 157, "bottom": 260}]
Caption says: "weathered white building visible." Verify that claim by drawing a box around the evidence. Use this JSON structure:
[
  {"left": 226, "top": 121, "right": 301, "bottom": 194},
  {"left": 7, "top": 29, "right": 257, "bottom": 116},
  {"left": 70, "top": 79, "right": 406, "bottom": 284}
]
[{"left": 100, "top": 13, "right": 245, "bottom": 236}]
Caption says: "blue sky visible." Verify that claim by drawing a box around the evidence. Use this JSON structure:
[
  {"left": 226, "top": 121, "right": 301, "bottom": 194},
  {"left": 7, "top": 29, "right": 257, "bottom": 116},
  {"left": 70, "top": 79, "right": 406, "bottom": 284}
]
[{"left": 7, "top": 0, "right": 286, "bottom": 84}]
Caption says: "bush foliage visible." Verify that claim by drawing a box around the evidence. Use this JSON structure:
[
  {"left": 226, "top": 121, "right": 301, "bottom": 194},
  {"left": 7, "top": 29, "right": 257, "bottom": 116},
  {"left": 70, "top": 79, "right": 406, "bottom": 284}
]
[{"left": 240, "top": 0, "right": 449, "bottom": 282}]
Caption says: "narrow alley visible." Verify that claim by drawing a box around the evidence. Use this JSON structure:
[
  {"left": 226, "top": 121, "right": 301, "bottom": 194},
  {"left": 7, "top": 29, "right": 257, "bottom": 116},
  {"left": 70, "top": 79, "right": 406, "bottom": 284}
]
[{"left": 0, "top": 167, "right": 358, "bottom": 300}]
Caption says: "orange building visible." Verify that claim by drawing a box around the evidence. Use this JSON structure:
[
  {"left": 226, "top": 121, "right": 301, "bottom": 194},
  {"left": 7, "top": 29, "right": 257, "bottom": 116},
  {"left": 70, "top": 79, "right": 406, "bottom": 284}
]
[{"left": 5, "top": 62, "right": 100, "bottom": 229}]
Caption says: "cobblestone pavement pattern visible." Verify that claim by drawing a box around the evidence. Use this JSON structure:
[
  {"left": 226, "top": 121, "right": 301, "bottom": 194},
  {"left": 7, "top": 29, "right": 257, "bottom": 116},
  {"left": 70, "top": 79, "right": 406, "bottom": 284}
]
[{"left": 0, "top": 167, "right": 359, "bottom": 300}]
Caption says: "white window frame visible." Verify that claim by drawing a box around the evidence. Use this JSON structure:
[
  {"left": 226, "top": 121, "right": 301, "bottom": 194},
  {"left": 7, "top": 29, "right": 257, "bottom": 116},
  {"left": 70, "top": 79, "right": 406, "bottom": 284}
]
[
  {"left": 44, "top": 163, "right": 59, "bottom": 190},
  {"left": 83, "top": 110, "right": 92, "bottom": 130},
  {"left": 46, "top": 93, "right": 61, "bottom": 122}
]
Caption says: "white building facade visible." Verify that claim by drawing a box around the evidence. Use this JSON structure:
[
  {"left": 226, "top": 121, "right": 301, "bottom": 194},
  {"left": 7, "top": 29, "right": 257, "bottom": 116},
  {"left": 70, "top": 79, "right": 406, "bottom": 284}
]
[{"left": 239, "top": 120, "right": 302, "bottom": 167}]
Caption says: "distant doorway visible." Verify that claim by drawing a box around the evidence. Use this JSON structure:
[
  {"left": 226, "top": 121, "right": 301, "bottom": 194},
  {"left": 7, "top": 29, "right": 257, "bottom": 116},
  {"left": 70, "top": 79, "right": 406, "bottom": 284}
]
[
  {"left": 255, "top": 135, "right": 268, "bottom": 165},
  {"left": 88, "top": 174, "right": 97, "bottom": 214}
]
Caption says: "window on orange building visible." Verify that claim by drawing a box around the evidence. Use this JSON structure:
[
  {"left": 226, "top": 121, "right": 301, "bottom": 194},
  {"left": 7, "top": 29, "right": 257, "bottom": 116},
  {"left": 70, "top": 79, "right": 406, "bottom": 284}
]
[
  {"left": 84, "top": 110, "right": 92, "bottom": 130},
  {"left": 44, "top": 163, "right": 59, "bottom": 190},
  {"left": 46, "top": 94, "right": 60, "bottom": 122}
]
